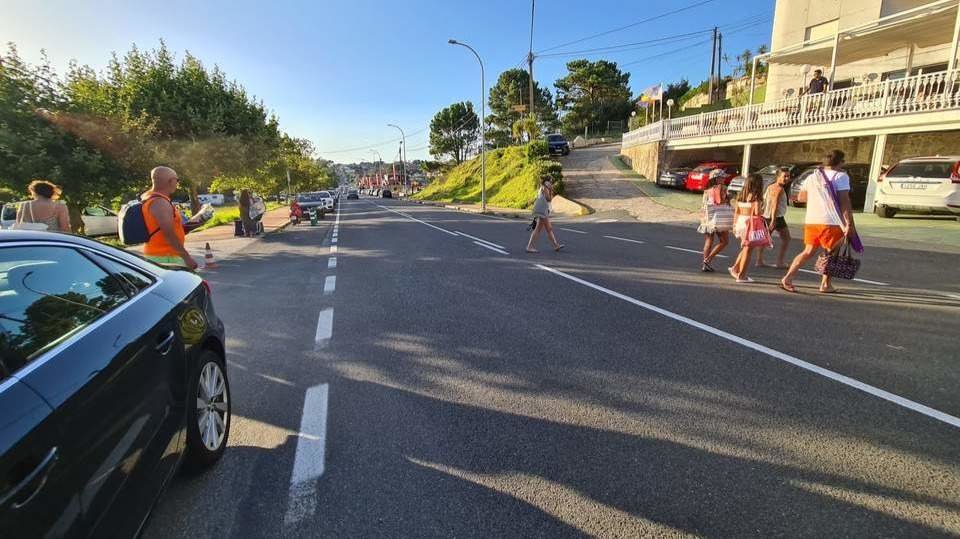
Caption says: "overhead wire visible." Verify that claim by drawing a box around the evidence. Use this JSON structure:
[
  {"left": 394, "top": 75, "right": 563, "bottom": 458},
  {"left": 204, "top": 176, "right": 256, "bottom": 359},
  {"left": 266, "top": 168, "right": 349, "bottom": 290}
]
[{"left": 535, "top": 0, "right": 716, "bottom": 54}]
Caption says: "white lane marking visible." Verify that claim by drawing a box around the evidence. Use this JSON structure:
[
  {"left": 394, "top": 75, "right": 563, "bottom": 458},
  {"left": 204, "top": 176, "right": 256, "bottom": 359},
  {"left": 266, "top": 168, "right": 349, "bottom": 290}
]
[
  {"left": 559, "top": 227, "right": 587, "bottom": 234},
  {"left": 665, "top": 245, "right": 728, "bottom": 258},
  {"left": 331, "top": 237, "right": 338, "bottom": 244},
  {"left": 283, "top": 383, "right": 330, "bottom": 526},
  {"left": 473, "top": 241, "right": 509, "bottom": 255},
  {"left": 328, "top": 257, "right": 337, "bottom": 269},
  {"left": 535, "top": 264, "right": 960, "bottom": 430},
  {"left": 330, "top": 245, "right": 338, "bottom": 254},
  {"left": 596, "top": 219, "right": 619, "bottom": 223},
  {"left": 323, "top": 276, "right": 336, "bottom": 295},
  {"left": 603, "top": 235, "right": 645, "bottom": 245},
  {"left": 314, "top": 308, "right": 333, "bottom": 350},
  {"left": 455, "top": 231, "right": 505, "bottom": 250},
  {"left": 946, "top": 293, "right": 960, "bottom": 300},
  {"left": 372, "top": 202, "right": 458, "bottom": 236},
  {"left": 797, "top": 268, "right": 888, "bottom": 286}
]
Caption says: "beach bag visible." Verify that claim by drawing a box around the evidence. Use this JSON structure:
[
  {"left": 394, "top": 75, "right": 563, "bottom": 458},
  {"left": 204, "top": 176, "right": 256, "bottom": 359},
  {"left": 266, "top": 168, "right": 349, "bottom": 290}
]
[
  {"left": 741, "top": 215, "right": 772, "bottom": 248},
  {"left": 11, "top": 201, "right": 50, "bottom": 231},
  {"left": 815, "top": 239, "right": 861, "bottom": 279}
]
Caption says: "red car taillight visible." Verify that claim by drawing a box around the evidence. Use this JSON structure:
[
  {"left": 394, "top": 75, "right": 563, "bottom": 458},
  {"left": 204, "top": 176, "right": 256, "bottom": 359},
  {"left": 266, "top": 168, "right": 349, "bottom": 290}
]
[{"left": 951, "top": 161, "right": 960, "bottom": 184}]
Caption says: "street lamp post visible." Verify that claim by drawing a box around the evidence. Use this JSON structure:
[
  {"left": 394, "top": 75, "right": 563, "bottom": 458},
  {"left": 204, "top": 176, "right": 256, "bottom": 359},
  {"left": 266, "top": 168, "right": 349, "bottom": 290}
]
[
  {"left": 448, "top": 38, "right": 486, "bottom": 212},
  {"left": 387, "top": 123, "right": 406, "bottom": 194},
  {"left": 667, "top": 98, "right": 675, "bottom": 120}
]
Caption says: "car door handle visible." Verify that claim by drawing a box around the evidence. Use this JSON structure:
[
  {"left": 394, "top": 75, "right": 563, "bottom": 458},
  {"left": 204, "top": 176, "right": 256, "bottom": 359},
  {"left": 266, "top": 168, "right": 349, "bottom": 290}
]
[
  {"left": 155, "top": 330, "right": 176, "bottom": 355},
  {"left": 0, "top": 447, "right": 58, "bottom": 510}
]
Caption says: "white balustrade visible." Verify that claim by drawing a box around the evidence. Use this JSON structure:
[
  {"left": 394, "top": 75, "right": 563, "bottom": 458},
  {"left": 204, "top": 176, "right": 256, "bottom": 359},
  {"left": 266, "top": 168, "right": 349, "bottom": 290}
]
[{"left": 620, "top": 69, "right": 960, "bottom": 150}]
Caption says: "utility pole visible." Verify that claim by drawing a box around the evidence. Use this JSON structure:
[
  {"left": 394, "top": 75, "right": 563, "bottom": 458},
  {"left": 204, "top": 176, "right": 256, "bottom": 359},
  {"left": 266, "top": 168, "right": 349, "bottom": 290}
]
[
  {"left": 528, "top": 0, "right": 536, "bottom": 119},
  {"left": 286, "top": 169, "right": 292, "bottom": 200},
  {"left": 717, "top": 31, "right": 724, "bottom": 103},
  {"left": 708, "top": 27, "right": 718, "bottom": 105}
]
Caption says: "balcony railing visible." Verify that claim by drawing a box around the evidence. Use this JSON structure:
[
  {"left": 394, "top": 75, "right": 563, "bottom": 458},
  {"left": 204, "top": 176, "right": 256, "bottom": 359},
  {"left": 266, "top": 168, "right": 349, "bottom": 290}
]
[{"left": 622, "top": 69, "right": 960, "bottom": 148}]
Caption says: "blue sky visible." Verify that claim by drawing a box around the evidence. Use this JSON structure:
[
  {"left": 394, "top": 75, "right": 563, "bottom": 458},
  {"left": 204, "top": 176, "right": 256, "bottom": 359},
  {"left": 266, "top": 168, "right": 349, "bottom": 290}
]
[{"left": 2, "top": 0, "right": 773, "bottom": 163}]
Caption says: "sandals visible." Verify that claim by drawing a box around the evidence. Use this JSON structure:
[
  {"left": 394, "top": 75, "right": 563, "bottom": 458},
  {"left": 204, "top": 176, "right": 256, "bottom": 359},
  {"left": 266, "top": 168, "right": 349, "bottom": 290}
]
[
  {"left": 701, "top": 261, "right": 715, "bottom": 273},
  {"left": 554, "top": 244, "right": 565, "bottom": 252},
  {"left": 525, "top": 248, "right": 539, "bottom": 253},
  {"left": 736, "top": 276, "right": 755, "bottom": 284},
  {"left": 819, "top": 287, "right": 839, "bottom": 294},
  {"left": 779, "top": 281, "right": 798, "bottom": 293}
]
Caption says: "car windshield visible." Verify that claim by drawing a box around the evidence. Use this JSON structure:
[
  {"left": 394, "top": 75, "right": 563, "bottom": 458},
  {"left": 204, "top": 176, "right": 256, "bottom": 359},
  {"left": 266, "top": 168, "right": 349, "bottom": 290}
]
[
  {"left": 317, "top": 191, "right": 331, "bottom": 198},
  {"left": 692, "top": 166, "right": 714, "bottom": 173},
  {"left": 547, "top": 135, "right": 564, "bottom": 142},
  {"left": 887, "top": 162, "right": 954, "bottom": 178},
  {"left": 297, "top": 194, "right": 320, "bottom": 202},
  {"left": 757, "top": 165, "right": 782, "bottom": 174}
]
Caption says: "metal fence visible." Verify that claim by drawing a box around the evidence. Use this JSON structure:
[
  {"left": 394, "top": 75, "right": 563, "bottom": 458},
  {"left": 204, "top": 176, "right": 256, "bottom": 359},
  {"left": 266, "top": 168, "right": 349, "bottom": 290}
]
[{"left": 623, "top": 69, "right": 960, "bottom": 148}]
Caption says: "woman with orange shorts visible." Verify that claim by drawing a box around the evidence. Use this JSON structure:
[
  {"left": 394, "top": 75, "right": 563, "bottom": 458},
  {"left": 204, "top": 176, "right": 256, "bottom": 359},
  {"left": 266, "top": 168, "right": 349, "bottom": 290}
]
[{"left": 780, "top": 150, "right": 858, "bottom": 293}]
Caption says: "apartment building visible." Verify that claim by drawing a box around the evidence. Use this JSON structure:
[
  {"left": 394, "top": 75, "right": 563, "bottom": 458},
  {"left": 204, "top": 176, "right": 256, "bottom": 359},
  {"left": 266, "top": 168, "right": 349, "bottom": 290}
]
[{"left": 620, "top": 0, "right": 960, "bottom": 210}]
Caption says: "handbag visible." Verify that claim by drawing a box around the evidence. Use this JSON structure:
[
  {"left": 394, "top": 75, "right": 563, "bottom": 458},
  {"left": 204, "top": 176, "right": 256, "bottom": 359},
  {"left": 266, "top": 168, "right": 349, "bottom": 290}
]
[
  {"left": 10, "top": 201, "right": 49, "bottom": 231},
  {"left": 815, "top": 239, "right": 861, "bottom": 279},
  {"left": 741, "top": 215, "right": 772, "bottom": 248}
]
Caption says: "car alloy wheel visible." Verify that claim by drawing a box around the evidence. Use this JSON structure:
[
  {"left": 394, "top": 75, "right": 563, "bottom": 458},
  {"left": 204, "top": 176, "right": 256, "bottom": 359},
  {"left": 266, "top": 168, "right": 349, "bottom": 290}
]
[{"left": 197, "top": 361, "right": 229, "bottom": 451}]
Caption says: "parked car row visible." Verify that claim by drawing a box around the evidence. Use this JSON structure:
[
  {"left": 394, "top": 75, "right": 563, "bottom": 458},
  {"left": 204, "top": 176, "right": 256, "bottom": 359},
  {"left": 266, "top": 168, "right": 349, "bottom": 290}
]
[
  {"left": 0, "top": 203, "right": 119, "bottom": 236},
  {"left": 657, "top": 155, "right": 960, "bottom": 218},
  {"left": 359, "top": 188, "right": 393, "bottom": 198},
  {"left": 657, "top": 162, "right": 749, "bottom": 192}
]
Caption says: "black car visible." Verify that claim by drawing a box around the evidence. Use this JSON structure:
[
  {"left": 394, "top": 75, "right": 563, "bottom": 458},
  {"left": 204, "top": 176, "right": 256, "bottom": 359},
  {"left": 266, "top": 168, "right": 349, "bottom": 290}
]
[
  {"left": 657, "top": 166, "right": 693, "bottom": 189},
  {"left": 381, "top": 189, "right": 392, "bottom": 198},
  {"left": 0, "top": 231, "right": 229, "bottom": 538},
  {"left": 788, "top": 163, "right": 871, "bottom": 209},
  {"left": 546, "top": 134, "right": 570, "bottom": 156},
  {"left": 347, "top": 189, "right": 359, "bottom": 200}
]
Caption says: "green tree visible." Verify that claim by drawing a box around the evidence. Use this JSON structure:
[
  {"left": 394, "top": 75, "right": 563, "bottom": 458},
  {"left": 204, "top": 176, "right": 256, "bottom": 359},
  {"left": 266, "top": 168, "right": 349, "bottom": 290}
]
[
  {"left": 511, "top": 115, "right": 541, "bottom": 143},
  {"left": 429, "top": 101, "right": 479, "bottom": 164},
  {"left": 554, "top": 59, "right": 632, "bottom": 136},
  {"left": 64, "top": 42, "right": 281, "bottom": 211},
  {"left": 0, "top": 44, "right": 142, "bottom": 233},
  {"left": 487, "top": 68, "right": 558, "bottom": 137}
]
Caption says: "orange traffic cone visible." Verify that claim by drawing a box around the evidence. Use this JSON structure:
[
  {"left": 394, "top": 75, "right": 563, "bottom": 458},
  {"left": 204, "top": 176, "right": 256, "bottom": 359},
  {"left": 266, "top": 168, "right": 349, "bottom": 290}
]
[{"left": 203, "top": 242, "right": 218, "bottom": 269}]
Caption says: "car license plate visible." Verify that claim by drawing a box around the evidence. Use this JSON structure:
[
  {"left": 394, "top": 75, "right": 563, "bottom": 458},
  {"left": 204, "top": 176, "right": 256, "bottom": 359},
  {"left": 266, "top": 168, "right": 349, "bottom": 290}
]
[{"left": 900, "top": 183, "right": 928, "bottom": 190}]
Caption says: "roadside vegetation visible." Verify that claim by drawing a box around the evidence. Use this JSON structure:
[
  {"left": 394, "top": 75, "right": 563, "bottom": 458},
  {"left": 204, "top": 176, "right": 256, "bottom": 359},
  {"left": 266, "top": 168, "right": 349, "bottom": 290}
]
[
  {"left": 0, "top": 42, "right": 332, "bottom": 235},
  {"left": 414, "top": 141, "right": 561, "bottom": 209}
]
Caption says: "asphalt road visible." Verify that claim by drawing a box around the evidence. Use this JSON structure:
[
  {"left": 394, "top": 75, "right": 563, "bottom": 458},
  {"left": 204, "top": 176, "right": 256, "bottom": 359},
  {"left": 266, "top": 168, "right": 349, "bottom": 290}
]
[{"left": 143, "top": 198, "right": 960, "bottom": 538}]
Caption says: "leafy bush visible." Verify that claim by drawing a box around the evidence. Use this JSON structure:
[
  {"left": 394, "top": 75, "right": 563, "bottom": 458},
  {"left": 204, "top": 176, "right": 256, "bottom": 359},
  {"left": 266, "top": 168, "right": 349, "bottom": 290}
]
[
  {"left": 413, "top": 142, "right": 563, "bottom": 209},
  {"left": 527, "top": 139, "right": 549, "bottom": 160}
]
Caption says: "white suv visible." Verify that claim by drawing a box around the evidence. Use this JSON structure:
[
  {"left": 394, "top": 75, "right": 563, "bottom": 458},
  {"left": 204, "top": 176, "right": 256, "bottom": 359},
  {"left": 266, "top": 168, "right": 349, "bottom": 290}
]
[{"left": 874, "top": 156, "right": 960, "bottom": 220}]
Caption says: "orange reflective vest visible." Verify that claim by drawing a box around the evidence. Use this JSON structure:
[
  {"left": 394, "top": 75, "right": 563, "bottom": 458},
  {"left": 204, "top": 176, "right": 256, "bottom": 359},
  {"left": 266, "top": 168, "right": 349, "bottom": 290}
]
[{"left": 141, "top": 191, "right": 185, "bottom": 257}]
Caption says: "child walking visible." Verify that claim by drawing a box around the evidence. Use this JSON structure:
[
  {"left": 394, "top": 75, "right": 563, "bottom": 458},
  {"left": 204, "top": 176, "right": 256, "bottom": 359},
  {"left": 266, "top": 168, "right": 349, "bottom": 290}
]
[
  {"left": 729, "top": 173, "right": 764, "bottom": 283},
  {"left": 697, "top": 170, "right": 734, "bottom": 272}
]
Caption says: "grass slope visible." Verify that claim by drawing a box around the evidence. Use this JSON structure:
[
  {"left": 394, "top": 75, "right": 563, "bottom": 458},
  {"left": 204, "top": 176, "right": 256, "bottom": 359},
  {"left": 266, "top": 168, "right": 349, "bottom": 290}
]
[{"left": 413, "top": 144, "right": 561, "bottom": 209}]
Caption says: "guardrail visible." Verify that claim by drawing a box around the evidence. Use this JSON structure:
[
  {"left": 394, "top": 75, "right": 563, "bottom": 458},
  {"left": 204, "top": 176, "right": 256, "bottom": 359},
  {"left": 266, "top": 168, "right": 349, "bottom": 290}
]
[{"left": 622, "top": 69, "right": 960, "bottom": 149}]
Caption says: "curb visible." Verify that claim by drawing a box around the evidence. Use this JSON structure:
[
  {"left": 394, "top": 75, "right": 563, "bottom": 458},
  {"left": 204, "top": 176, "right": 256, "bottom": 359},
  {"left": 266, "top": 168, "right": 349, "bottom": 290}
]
[{"left": 409, "top": 198, "right": 591, "bottom": 219}]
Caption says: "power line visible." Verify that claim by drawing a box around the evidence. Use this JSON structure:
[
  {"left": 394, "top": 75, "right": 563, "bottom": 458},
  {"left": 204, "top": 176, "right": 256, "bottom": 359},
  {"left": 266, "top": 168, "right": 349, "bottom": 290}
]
[
  {"left": 536, "top": 0, "right": 716, "bottom": 54},
  {"left": 536, "top": 14, "right": 770, "bottom": 60}
]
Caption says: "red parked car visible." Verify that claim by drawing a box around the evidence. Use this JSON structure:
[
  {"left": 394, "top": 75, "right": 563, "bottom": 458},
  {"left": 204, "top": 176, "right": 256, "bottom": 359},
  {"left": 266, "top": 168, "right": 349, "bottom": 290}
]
[{"left": 685, "top": 162, "right": 742, "bottom": 192}]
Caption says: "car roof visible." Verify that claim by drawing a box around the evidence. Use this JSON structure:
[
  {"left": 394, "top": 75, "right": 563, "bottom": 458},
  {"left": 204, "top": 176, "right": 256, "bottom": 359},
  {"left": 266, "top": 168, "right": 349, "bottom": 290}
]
[
  {"left": 898, "top": 156, "right": 960, "bottom": 162},
  {"left": 0, "top": 230, "right": 163, "bottom": 273}
]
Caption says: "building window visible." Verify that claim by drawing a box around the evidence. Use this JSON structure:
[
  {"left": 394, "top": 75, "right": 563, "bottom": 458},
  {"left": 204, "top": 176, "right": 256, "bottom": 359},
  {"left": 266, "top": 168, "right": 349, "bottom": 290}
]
[{"left": 805, "top": 19, "right": 839, "bottom": 42}]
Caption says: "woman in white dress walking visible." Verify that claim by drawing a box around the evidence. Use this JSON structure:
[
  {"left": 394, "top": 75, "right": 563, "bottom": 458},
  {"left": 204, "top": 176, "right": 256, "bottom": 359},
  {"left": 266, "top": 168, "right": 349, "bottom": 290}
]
[{"left": 526, "top": 177, "right": 564, "bottom": 253}]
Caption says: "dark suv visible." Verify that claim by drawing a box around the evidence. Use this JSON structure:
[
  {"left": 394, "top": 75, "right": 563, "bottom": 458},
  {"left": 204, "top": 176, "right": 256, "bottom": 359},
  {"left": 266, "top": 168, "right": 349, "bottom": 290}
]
[{"left": 547, "top": 134, "right": 570, "bottom": 156}]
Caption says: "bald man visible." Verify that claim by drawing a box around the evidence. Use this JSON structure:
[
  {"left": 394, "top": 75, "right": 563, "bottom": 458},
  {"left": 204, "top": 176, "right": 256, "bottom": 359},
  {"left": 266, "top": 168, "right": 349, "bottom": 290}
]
[{"left": 141, "top": 166, "right": 198, "bottom": 269}]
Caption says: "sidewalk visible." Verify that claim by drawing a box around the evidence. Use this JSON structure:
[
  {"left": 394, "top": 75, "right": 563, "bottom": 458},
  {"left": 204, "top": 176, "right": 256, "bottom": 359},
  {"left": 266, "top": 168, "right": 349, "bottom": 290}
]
[{"left": 184, "top": 205, "right": 292, "bottom": 262}]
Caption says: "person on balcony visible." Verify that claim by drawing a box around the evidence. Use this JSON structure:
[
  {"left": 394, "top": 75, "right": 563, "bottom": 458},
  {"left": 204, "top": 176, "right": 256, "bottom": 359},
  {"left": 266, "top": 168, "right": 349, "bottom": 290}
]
[{"left": 807, "top": 69, "right": 829, "bottom": 95}]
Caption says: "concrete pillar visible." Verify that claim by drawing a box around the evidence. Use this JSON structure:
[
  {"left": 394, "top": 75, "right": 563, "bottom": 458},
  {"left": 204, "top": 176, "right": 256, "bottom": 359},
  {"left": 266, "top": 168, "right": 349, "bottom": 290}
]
[
  {"left": 741, "top": 143, "right": 753, "bottom": 178},
  {"left": 864, "top": 133, "right": 888, "bottom": 212}
]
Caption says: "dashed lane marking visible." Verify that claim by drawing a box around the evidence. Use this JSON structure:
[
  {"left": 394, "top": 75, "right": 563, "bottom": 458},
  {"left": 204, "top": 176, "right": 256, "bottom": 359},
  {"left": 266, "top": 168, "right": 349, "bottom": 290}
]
[
  {"left": 603, "top": 235, "right": 645, "bottom": 245},
  {"left": 455, "top": 231, "right": 505, "bottom": 250},
  {"left": 283, "top": 383, "right": 330, "bottom": 527},
  {"left": 472, "top": 241, "right": 509, "bottom": 256}
]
